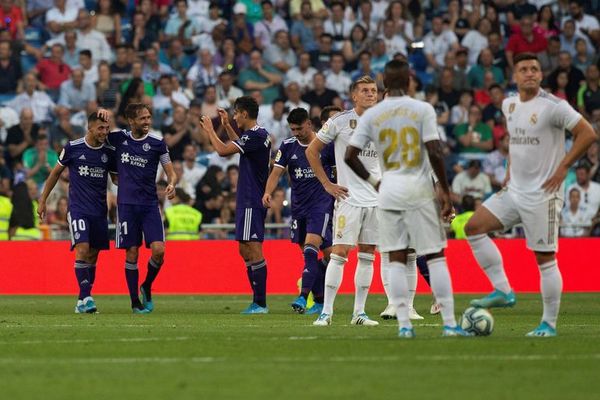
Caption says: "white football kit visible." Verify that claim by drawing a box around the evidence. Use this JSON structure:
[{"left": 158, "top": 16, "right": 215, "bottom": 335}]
[
  {"left": 317, "top": 109, "right": 381, "bottom": 246},
  {"left": 349, "top": 96, "right": 446, "bottom": 255},
  {"left": 483, "top": 90, "right": 581, "bottom": 251}
]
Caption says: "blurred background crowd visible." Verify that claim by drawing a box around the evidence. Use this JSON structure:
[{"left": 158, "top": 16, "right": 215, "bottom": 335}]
[{"left": 1, "top": 0, "right": 600, "bottom": 240}]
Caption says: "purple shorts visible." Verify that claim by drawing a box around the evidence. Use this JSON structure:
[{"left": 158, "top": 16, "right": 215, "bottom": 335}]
[
  {"left": 68, "top": 211, "right": 109, "bottom": 251},
  {"left": 235, "top": 207, "right": 266, "bottom": 242},
  {"left": 291, "top": 210, "right": 333, "bottom": 249},
  {"left": 116, "top": 203, "right": 165, "bottom": 249}
]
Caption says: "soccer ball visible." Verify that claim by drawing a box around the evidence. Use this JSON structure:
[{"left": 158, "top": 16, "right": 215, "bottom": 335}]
[{"left": 460, "top": 307, "right": 494, "bottom": 336}]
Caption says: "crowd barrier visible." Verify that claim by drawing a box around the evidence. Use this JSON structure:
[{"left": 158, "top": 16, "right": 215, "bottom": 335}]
[{"left": 0, "top": 239, "right": 598, "bottom": 295}]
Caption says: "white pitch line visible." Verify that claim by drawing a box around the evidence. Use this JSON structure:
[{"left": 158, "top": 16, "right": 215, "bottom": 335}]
[{"left": 0, "top": 337, "right": 190, "bottom": 346}]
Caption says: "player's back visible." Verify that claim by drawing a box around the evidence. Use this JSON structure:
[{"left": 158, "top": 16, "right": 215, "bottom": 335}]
[
  {"left": 234, "top": 126, "right": 271, "bottom": 209},
  {"left": 356, "top": 96, "right": 439, "bottom": 210},
  {"left": 317, "top": 109, "right": 379, "bottom": 207},
  {"left": 59, "top": 138, "right": 114, "bottom": 216},
  {"left": 108, "top": 130, "right": 169, "bottom": 206}
]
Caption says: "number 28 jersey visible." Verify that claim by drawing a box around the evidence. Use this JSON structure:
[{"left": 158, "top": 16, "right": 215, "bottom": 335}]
[{"left": 350, "top": 96, "right": 440, "bottom": 211}]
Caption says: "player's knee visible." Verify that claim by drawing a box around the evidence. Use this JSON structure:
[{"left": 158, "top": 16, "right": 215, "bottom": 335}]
[
  {"left": 388, "top": 250, "right": 407, "bottom": 264},
  {"left": 535, "top": 251, "right": 555, "bottom": 266},
  {"left": 464, "top": 219, "right": 480, "bottom": 236},
  {"left": 74, "top": 243, "right": 90, "bottom": 261},
  {"left": 425, "top": 250, "right": 445, "bottom": 262},
  {"left": 152, "top": 245, "right": 165, "bottom": 262},
  {"left": 357, "top": 244, "right": 376, "bottom": 254},
  {"left": 332, "top": 245, "right": 350, "bottom": 258}
]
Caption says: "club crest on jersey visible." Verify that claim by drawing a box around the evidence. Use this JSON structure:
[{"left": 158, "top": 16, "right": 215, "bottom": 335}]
[
  {"left": 530, "top": 113, "right": 537, "bottom": 125},
  {"left": 101, "top": 154, "right": 108, "bottom": 163},
  {"left": 143, "top": 143, "right": 151, "bottom": 151},
  {"left": 509, "top": 103, "right": 515, "bottom": 113},
  {"left": 349, "top": 119, "right": 357, "bottom": 129}
]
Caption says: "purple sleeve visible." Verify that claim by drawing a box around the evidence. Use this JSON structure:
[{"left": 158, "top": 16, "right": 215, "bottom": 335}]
[
  {"left": 107, "top": 130, "right": 122, "bottom": 147},
  {"left": 57, "top": 142, "right": 71, "bottom": 167},
  {"left": 234, "top": 133, "right": 268, "bottom": 154},
  {"left": 273, "top": 142, "right": 289, "bottom": 169},
  {"left": 159, "top": 140, "right": 171, "bottom": 165}
]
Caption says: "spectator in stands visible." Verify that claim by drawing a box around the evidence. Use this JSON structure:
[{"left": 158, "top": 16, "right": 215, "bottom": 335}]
[
  {"left": 561, "top": 187, "right": 592, "bottom": 237},
  {"left": 381, "top": 18, "right": 408, "bottom": 58},
  {"left": 284, "top": 82, "right": 309, "bottom": 112},
  {"left": 290, "top": 1, "right": 319, "bottom": 52},
  {"left": 128, "top": 11, "right": 158, "bottom": 52},
  {"left": 454, "top": 104, "right": 493, "bottom": 160},
  {"left": 96, "top": 61, "right": 119, "bottom": 111},
  {"left": 467, "top": 48, "right": 504, "bottom": 89},
  {"left": 0, "top": 104, "right": 18, "bottom": 144},
  {"left": 302, "top": 72, "right": 340, "bottom": 108},
  {"left": 165, "top": 0, "right": 202, "bottom": 45},
  {"left": 482, "top": 84, "right": 504, "bottom": 131},
  {"left": 216, "top": 71, "right": 243, "bottom": 110},
  {"left": 228, "top": 3, "right": 254, "bottom": 56},
  {"left": 223, "top": 164, "right": 239, "bottom": 195},
  {"left": 370, "top": 38, "right": 390, "bottom": 74},
  {"left": 142, "top": 47, "right": 173, "bottom": 86},
  {"left": 110, "top": 44, "right": 132, "bottom": 85},
  {"left": 259, "top": 98, "right": 287, "bottom": 151},
  {"left": 200, "top": 85, "right": 220, "bottom": 124},
  {"left": 559, "top": 18, "right": 594, "bottom": 57},
  {"left": 92, "top": 0, "right": 122, "bottom": 45},
  {"left": 6, "top": 74, "right": 60, "bottom": 125},
  {"left": 5, "top": 108, "right": 38, "bottom": 168},
  {"left": 451, "top": 159, "right": 492, "bottom": 204},
  {"left": 562, "top": 0, "right": 600, "bottom": 45},
  {"left": 237, "top": 49, "right": 282, "bottom": 104},
  {"left": 285, "top": 51, "right": 317, "bottom": 93},
  {"left": 161, "top": 39, "right": 193, "bottom": 79},
  {"left": 450, "top": 194, "right": 476, "bottom": 239},
  {"left": 535, "top": 5, "right": 560, "bottom": 39},
  {"left": 0, "top": 40, "right": 22, "bottom": 95},
  {"left": 23, "top": 133, "right": 58, "bottom": 188},
  {"left": 581, "top": 141, "right": 600, "bottom": 184},
  {"left": 450, "top": 90, "right": 473, "bottom": 125},
  {"left": 26, "top": 0, "right": 53, "bottom": 29},
  {"left": 461, "top": 18, "right": 491, "bottom": 67},
  {"left": 62, "top": 30, "right": 80, "bottom": 68},
  {"left": 342, "top": 24, "right": 370, "bottom": 72},
  {"left": 351, "top": 51, "right": 378, "bottom": 81},
  {"left": 58, "top": 68, "right": 96, "bottom": 114},
  {"left": 120, "top": 60, "right": 154, "bottom": 97},
  {"left": 547, "top": 51, "right": 585, "bottom": 106},
  {"left": 550, "top": 68, "right": 570, "bottom": 102},
  {"left": 424, "top": 15, "right": 459, "bottom": 71},
  {"left": 573, "top": 38, "right": 593, "bottom": 73},
  {"left": 182, "top": 143, "right": 206, "bottom": 201},
  {"left": 153, "top": 74, "right": 189, "bottom": 126},
  {"left": 186, "top": 48, "right": 222, "bottom": 100},
  {"left": 324, "top": 1, "right": 351, "bottom": 51},
  {"left": 310, "top": 33, "right": 334, "bottom": 71},
  {"left": 437, "top": 67, "right": 460, "bottom": 109},
  {"left": 566, "top": 161, "right": 600, "bottom": 218},
  {"left": 35, "top": 43, "right": 72, "bottom": 99},
  {"left": 425, "top": 86, "right": 449, "bottom": 137},
  {"left": 538, "top": 35, "right": 561, "bottom": 78},
  {"left": 487, "top": 31, "right": 508, "bottom": 77},
  {"left": 264, "top": 30, "right": 297, "bottom": 74},
  {"left": 483, "top": 131, "right": 509, "bottom": 191},
  {"left": 253, "top": 0, "right": 288, "bottom": 50},
  {"left": 163, "top": 105, "right": 201, "bottom": 162},
  {"left": 473, "top": 71, "right": 496, "bottom": 107},
  {"left": 47, "top": 195, "right": 69, "bottom": 239},
  {"left": 505, "top": 14, "right": 548, "bottom": 70},
  {"left": 325, "top": 52, "right": 351, "bottom": 99},
  {"left": 74, "top": 9, "right": 112, "bottom": 63},
  {"left": 0, "top": 0, "right": 24, "bottom": 40},
  {"left": 8, "top": 180, "right": 40, "bottom": 240},
  {"left": 50, "top": 107, "right": 84, "bottom": 148},
  {"left": 46, "top": 0, "right": 78, "bottom": 39},
  {"left": 356, "top": 0, "right": 378, "bottom": 39}
]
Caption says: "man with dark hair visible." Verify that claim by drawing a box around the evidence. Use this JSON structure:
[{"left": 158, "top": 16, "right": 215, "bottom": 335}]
[
  {"left": 320, "top": 105, "right": 342, "bottom": 123},
  {"left": 262, "top": 108, "right": 335, "bottom": 315},
  {"left": 37, "top": 111, "right": 115, "bottom": 314},
  {"left": 464, "top": 52, "right": 597, "bottom": 337},
  {"left": 345, "top": 59, "right": 468, "bottom": 338},
  {"left": 302, "top": 72, "right": 340, "bottom": 109},
  {"left": 102, "top": 104, "right": 177, "bottom": 313},
  {"left": 199, "top": 97, "right": 272, "bottom": 314}
]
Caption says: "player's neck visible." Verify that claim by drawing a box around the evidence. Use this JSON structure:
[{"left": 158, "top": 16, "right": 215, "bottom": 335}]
[
  {"left": 518, "top": 87, "right": 540, "bottom": 102},
  {"left": 387, "top": 89, "right": 405, "bottom": 97},
  {"left": 242, "top": 120, "right": 258, "bottom": 131},
  {"left": 131, "top": 129, "right": 147, "bottom": 139},
  {"left": 354, "top": 106, "right": 365, "bottom": 116},
  {"left": 84, "top": 133, "right": 102, "bottom": 148},
  {"left": 299, "top": 132, "right": 315, "bottom": 145}
]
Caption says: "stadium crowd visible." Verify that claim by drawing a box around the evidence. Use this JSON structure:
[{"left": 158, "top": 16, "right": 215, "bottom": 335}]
[{"left": 1, "top": 0, "right": 600, "bottom": 240}]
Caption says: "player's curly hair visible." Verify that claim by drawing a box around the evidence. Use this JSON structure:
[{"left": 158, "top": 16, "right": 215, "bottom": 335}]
[{"left": 125, "top": 103, "right": 153, "bottom": 120}]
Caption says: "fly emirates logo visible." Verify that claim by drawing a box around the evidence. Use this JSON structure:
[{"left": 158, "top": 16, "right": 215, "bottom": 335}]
[{"left": 510, "top": 127, "right": 540, "bottom": 146}]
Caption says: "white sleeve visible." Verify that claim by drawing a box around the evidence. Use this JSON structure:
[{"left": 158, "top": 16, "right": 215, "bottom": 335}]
[
  {"left": 349, "top": 114, "right": 372, "bottom": 149},
  {"left": 186, "top": 64, "right": 199, "bottom": 82},
  {"left": 553, "top": 99, "right": 582, "bottom": 131},
  {"left": 316, "top": 118, "right": 337, "bottom": 144},
  {"left": 422, "top": 103, "right": 441, "bottom": 143}
]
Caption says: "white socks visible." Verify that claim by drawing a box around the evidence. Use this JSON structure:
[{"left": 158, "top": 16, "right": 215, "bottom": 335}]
[
  {"left": 428, "top": 257, "right": 456, "bottom": 327},
  {"left": 380, "top": 252, "right": 391, "bottom": 304},
  {"left": 467, "top": 234, "right": 511, "bottom": 294},
  {"left": 353, "top": 252, "right": 375, "bottom": 315},
  {"left": 539, "top": 260, "right": 562, "bottom": 329},
  {"left": 387, "top": 260, "right": 411, "bottom": 329},
  {"left": 406, "top": 252, "right": 417, "bottom": 309},
  {"left": 322, "top": 253, "right": 346, "bottom": 315}
]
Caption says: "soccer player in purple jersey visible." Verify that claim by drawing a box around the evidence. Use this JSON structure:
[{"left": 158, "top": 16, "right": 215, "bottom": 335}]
[
  {"left": 38, "top": 112, "right": 114, "bottom": 314},
  {"left": 262, "top": 108, "right": 336, "bottom": 315},
  {"left": 199, "top": 96, "right": 272, "bottom": 314},
  {"left": 103, "top": 104, "right": 177, "bottom": 314}
]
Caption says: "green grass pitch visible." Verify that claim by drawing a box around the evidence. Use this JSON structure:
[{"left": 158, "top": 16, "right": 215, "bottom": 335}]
[{"left": 1, "top": 293, "right": 599, "bottom": 400}]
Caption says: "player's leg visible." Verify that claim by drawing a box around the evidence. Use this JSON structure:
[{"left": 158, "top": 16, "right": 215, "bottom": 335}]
[
  {"left": 415, "top": 255, "right": 440, "bottom": 314},
  {"left": 116, "top": 204, "right": 146, "bottom": 312},
  {"left": 84, "top": 215, "right": 109, "bottom": 313},
  {"left": 139, "top": 205, "right": 167, "bottom": 311},
  {"left": 293, "top": 232, "right": 323, "bottom": 313},
  {"left": 73, "top": 242, "right": 92, "bottom": 313},
  {"left": 352, "top": 206, "right": 378, "bottom": 324},
  {"left": 405, "top": 249, "right": 424, "bottom": 320},
  {"left": 239, "top": 241, "right": 268, "bottom": 313},
  {"left": 465, "top": 192, "right": 519, "bottom": 308},
  {"left": 522, "top": 197, "right": 562, "bottom": 337},
  {"left": 307, "top": 244, "right": 330, "bottom": 315}
]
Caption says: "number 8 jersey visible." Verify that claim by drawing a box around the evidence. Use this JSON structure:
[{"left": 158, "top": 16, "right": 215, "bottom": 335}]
[
  {"left": 350, "top": 96, "right": 440, "bottom": 211},
  {"left": 316, "top": 109, "right": 380, "bottom": 207}
]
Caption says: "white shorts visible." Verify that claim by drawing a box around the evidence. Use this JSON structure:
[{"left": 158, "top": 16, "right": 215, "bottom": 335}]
[
  {"left": 377, "top": 200, "right": 447, "bottom": 255},
  {"left": 332, "top": 201, "right": 378, "bottom": 246},
  {"left": 482, "top": 188, "right": 563, "bottom": 252}
]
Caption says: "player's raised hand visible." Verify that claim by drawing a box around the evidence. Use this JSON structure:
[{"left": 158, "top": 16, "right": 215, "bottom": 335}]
[
  {"left": 37, "top": 201, "right": 46, "bottom": 221},
  {"left": 96, "top": 108, "right": 112, "bottom": 122},
  {"left": 262, "top": 193, "right": 272, "bottom": 208},
  {"left": 166, "top": 183, "right": 176, "bottom": 200},
  {"left": 325, "top": 182, "right": 349, "bottom": 200},
  {"left": 199, "top": 115, "right": 215, "bottom": 133},
  {"left": 217, "top": 108, "right": 231, "bottom": 127},
  {"left": 542, "top": 164, "right": 568, "bottom": 193}
]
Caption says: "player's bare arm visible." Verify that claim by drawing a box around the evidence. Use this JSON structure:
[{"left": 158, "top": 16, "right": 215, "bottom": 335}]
[
  {"left": 543, "top": 118, "right": 598, "bottom": 193},
  {"left": 425, "top": 140, "right": 455, "bottom": 222},
  {"left": 344, "top": 145, "right": 379, "bottom": 190},
  {"left": 306, "top": 137, "right": 348, "bottom": 200},
  {"left": 199, "top": 115, "right": 240, "bottom": 156},
  {"left": 162, "top": 162, "right": 178, "bottom": 200},
  {"left": 262, "top": 165, "right": 284, "bottom": 208},
  {"left": 38, "top": 163, "right": 67, "bottom": 220},
  {"left": 218, "top": 108, "right": 240, "bottom": 141}
]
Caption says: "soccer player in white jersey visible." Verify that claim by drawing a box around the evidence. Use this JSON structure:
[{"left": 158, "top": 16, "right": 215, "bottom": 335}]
[
  {"left": 345, "top": 59, "right": 471, "bottom": 337},
  {"left": 463, "top": 53, "right": 597, "bottom": 337},
  {"left": 306, "top": 76, "right": 380, "bottom": 326}
]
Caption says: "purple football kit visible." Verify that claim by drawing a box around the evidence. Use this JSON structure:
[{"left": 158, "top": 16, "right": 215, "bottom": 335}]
[
  {"left": 274, "top": 137, "right": 335, "bottom": 248},
  {"left": 57, "top": 137, "right": 115, "bottom": 250},
  {"left": 231, "top": 125, "right": 271, "bottom": 242},
  {"left": 107, "top": 130, "right": 171, "bottom": 249}
]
